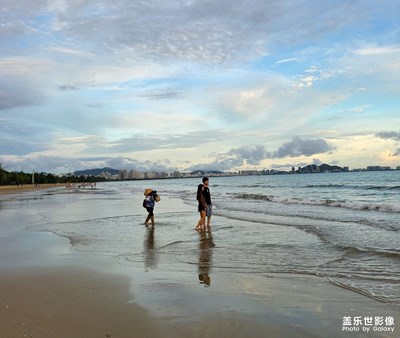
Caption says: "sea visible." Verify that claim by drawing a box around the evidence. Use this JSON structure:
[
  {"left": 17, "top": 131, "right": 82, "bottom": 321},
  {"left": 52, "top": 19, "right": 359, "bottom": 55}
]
[{"left": 3, "top": 170, "right": 399, "bottom": 310}]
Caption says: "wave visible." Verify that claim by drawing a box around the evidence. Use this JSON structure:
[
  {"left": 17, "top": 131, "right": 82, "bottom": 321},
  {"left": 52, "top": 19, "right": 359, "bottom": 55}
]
[
  {"left": 327, "top": 278, "right": 399, "bottom": 306},
  {"left": 304, "top": 184, "right": 400, "bottom": 191},
  {"left": 339, "top": 245, "right": 400, "bottom": 259},
  {"left": 231, "top": 193, "right": 400, "bottom": 214},
  {"left": 366, "top": 185, "right": 400, "bottom": 191},
  {"left": 304, "top": 184, "right": 349, "bottom": 189},
  {"left": 157, "top": 240, "right": 188, "bottom": 250}
]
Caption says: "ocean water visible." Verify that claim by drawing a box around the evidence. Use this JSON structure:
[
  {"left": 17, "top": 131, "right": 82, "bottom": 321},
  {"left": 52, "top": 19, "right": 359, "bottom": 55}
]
[{"left": 7, "top": 170, "right": 399, "bottom": 309}]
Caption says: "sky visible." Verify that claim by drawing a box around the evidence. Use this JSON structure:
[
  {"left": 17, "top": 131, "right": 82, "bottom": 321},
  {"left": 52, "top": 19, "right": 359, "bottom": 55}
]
[{"left": 1, "top": 0, "right": 400, "bottom": 174}]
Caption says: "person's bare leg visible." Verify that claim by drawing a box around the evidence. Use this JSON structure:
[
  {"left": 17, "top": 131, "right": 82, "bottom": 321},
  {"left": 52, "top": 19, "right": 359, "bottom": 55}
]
[
  {"left": 151, "top": 215, "right": 155, "bottom": 227},
  {"left": 145, "top": 215, "right": 151, "bottom": 226},
  {"left": 196, "top": 218, "right": 204, "bottom": 231},
  {"left": 196, "top": 211, "right": 206, "bottom": 231}
]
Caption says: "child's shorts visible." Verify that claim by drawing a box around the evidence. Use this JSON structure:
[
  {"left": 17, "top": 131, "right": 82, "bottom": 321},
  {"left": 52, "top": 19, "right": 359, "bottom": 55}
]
[
  {"left": 206, "top": 205, "right": 212, "bottom": 217},
  {"left": 146, "top": 207, "right": 154, "bottom": 216}
]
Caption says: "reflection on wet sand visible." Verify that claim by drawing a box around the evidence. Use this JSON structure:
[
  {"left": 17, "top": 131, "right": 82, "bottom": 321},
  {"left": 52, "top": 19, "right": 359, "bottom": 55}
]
[
  {"left": 198, "top": 232, "right": 215, "bottom": 287},
  {"left": 144, "top": 227, "right": 158, "bottom": 271}
]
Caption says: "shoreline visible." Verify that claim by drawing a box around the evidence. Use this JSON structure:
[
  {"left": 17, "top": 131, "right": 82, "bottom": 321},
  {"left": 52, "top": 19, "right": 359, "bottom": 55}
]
[{"left": 0, "top": 183, "right": 62, "bottom": 195}]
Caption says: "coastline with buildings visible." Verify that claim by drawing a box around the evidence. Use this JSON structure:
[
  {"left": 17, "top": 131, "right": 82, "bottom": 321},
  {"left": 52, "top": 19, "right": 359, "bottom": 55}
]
[{"left": 78, "top": 163, "right": 400, "bottom": 181}]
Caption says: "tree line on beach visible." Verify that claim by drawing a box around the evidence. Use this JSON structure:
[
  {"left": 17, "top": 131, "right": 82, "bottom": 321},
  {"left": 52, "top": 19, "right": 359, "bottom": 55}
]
[{"left": 0, "top": 164, "right": 106, "bottom": 186}]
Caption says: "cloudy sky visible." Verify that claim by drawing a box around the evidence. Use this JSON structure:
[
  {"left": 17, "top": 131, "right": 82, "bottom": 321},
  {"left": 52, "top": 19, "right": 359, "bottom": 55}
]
[{"left": 1, "top": 0, "right": 400, "bottom": 173}]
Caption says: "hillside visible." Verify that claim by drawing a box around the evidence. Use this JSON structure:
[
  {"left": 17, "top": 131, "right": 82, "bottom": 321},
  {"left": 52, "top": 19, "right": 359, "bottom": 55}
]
[{"left": 74, "top": 167, "right": 119, "bottom": 176}]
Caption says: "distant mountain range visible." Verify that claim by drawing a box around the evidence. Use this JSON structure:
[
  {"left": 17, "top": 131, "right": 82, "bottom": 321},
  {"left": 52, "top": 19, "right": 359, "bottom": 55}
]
[
  {"left": 74, "top": 167, "right": 119, "bottom": 176},
  {"left": 318, "top": 163, "right": 345, "bottom": 172}
]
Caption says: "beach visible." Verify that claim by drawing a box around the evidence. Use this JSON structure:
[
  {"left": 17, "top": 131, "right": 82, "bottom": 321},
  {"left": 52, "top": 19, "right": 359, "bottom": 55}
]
[
  {"left": 0, "top": 177, "right": 398, "bottom": 337},
  {"left": 1, "top": 267, "right": 396, "bottom": 338},
  {"left": 0, "top": 184, "right": 62, "bottom": 195},
  {"left": 0, "top": 267, "right": 162, "bottom": 338}
]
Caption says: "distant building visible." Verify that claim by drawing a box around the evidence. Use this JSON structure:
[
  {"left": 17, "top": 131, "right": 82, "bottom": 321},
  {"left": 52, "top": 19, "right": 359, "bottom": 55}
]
[
  {"left": 130, "top": 170, "right": 145, "bottom": 179},
  {"left": 240, "top": 170, "right": 260, "bottom": 175},
  {"left": 100, "top": 172, "right": 112, "bottom": 180},
  {"left": 155, "top": 172, "right": 168, "bottom": 179},
  {"left": 119, "top": 169, "right": 129, "bottom": 180},
  {"left": 145, "top": 172, "right": 156, "bottom": 179},
  {"left": 367, "top": 166, "right": 380, "bottom": 171},
  {"left": 367, "top": 166, "right": 391, "bottom": 171},
  {"left": 171, "top": 171, "right": 181, "bottom": 178}
]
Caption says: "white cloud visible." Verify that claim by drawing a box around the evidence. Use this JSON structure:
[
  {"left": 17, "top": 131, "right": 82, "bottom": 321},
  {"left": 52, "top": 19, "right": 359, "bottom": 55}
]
[
  {"left": 354, "top": 45, "right": 400, "bottom": 56},
  {"left": 334, "top": 43, "right": 400, "bottom": 92},
  {"left": 275, "top": 57, "right": 298, "bottom": 64},
  {"left": 349, "top": 105, "right": 372, "bottom": 113},
  {"left": 48, "top": 46, "right": 96, "bottom": 58},
  {"left": 0, "top": 58, "right": 49, "bottom": 75},
  {"left": 3, "top": 0, "right": 386, "bottom": 66}
]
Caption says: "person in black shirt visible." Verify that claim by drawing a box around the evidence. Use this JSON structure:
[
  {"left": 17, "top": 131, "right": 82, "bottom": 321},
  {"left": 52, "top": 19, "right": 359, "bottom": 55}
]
[
  {"left": 196, "top": 177, "right": 212, "bottom": 234},
  {"left": 196, "top": 179, "right": 207, "bottom": 231}
]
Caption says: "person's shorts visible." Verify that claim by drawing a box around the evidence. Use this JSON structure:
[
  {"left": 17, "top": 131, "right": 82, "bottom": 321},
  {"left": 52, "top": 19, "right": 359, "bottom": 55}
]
[
  {"left": 198, "top": 204, "right": 206, "bottom": 213},
  {"left": 146, "top": 207, "right": 154, "bottom": 216},
  {"left": 206, "top": 204, "right": 212, "bottom": 217}
]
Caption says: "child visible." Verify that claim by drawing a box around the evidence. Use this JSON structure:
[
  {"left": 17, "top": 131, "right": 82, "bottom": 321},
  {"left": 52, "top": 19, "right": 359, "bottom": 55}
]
[{"left": 144, "top": 188, "right": 160, "bottom": 227}]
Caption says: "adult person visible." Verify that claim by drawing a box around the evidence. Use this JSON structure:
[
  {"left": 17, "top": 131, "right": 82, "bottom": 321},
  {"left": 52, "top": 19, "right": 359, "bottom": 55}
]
[
  {"left": 144, "top": 188, "right": 159, "bottom": 227},
  {"left": 196, "top": 178, "right": 207, "bottom": 232},
  {"left": 196, "top": 177, "right": 212, "bottom": 233}
]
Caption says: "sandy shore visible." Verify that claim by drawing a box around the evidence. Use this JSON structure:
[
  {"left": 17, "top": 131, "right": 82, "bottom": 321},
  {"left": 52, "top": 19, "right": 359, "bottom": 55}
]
[
  {"left": 0, "top": 184, "right": 62, "bottom": 195},
  {"left": 1, "top": 266, "right": 398, "bottom": 338},
  {"left": 0, "top": 267, "right": 162, "bottom": 338}
]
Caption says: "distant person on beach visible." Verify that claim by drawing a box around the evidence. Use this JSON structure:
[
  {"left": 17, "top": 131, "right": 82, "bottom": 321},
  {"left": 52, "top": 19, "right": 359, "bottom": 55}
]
[
  {"left": 196, "top": 177, "right": 212, "bottom": 233},
  {"left": 144, "top": 188, "right": 160, "bottom": 227}
]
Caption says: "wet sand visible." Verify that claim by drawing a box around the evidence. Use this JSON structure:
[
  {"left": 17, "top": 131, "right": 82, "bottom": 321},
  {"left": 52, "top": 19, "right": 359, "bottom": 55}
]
[
  {"left": 0, "top": 184, "right": 62, "bottom": 195},
  {"left": 0, "top": 267, "right": 162, "bottom": 338},
  {"left": 1, "top": 266, "right": 398, "bottom": 338}
]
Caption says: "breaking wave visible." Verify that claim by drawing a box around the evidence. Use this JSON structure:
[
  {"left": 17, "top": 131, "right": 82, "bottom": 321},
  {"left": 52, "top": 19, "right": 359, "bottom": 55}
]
[{"left": 232, "top": 193, "right": 400, "bottom": 214}]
